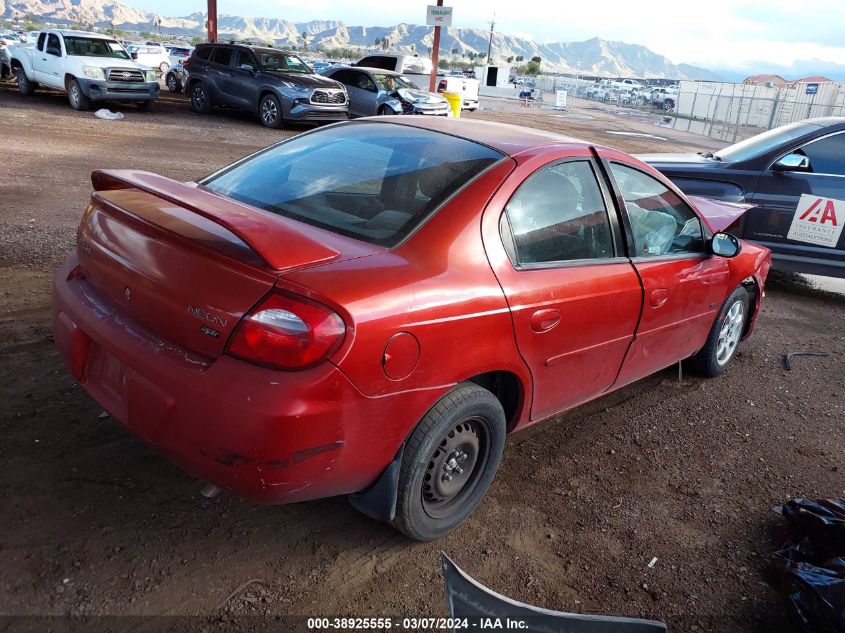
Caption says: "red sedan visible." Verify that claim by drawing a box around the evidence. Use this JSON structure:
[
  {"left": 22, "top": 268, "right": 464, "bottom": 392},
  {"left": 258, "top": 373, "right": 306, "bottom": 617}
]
[{"left": 53, "top": 118, "right": 771, "bottom": 541}]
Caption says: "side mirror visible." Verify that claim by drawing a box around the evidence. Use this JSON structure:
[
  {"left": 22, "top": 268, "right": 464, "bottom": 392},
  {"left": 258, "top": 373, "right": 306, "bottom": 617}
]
[
  {"left": 773, "top": 153, "right": 810, "bottom": 172},
  {"left": 239, "top": 63, "right": 254, "bottom": 73},
  {"left": 46, "top": 46, "right": 60, "bottom": 56},
  {"left": 710, "top": 232, "right": 742, "bottom": 258},
  {"left": 131, "top": 52, "right": 138, "bottom": 60}
]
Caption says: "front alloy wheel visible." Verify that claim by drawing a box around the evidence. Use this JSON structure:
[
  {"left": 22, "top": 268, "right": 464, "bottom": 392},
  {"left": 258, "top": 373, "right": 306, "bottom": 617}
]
[
  {"left": 259, "top": 94, "right": 284, "bottom": 129},
  {"left": 716, "top": 300, "right": 744, "bottom": 367}
]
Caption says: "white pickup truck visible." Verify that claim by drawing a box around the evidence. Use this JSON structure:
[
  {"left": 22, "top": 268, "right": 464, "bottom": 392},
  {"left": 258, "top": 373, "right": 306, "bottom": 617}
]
[{"left": 9, "top": 29, "right": 160, "bottom": 110}]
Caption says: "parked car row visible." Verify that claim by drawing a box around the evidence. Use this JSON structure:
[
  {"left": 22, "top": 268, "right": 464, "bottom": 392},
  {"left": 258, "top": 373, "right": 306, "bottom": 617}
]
[
  {"left": 582, "top": 79, "right": 678, "bottom": 111},
  {"left": 4, "top": 32, "right": 461, "bottom": 127}
]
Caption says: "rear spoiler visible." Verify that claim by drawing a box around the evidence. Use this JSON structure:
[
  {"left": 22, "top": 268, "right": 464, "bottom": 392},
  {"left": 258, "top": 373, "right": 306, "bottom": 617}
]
[
  {"left": 688, "top": 195, "right": 755, "bottom": 234},
  {"left": 90, "top": 169, "right": 340, "bottom": 272}
]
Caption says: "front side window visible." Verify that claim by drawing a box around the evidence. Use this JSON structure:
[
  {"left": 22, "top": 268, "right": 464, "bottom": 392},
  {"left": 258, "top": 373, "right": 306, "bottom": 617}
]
[
  {"left": 256, "top": 51, "right": 311, "bottom": 73},
  {"left": 46, "top": 34, "right": 61, "bottom": 55},
  {"left": 610, "top": 163, "right": 703, "bottom": 257},
  {"left": 202, "top": 122, "right": 504, "bottom": 247},
  {"left": 797, "top": 132, "right": 845, "bottom": 175},
  {"left": 503, "top": 160, "right": 614, "bottom": 265}
]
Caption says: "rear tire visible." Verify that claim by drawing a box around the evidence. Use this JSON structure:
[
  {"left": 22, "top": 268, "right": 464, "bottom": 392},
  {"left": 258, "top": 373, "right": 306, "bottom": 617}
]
[
  {"left": 67, "top": 78, "right": 90, "bottom": 110},
  {"left": 392, "top": 383, "right": 506, "bottom": 541},
  {"left": 16, "top": 69, "right": 35, "bottom": 96},
  {"left": 259, "top": 93, "right": 284, "bottom": 128},
  {"left": 687, "top": 286, "right": 749, "bottom": 377},
  {"left": 190, "top": 82, "right": 212, "bottom": 114},
  {"left": 378, "top": 104, "right": 395, "bottom": 115}
]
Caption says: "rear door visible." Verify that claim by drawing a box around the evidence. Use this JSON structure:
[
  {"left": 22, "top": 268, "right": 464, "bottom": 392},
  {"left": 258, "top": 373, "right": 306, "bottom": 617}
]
[
  {"left": 600, "top": 153, "right": 732, "bottom": 386},
  {"left": 206, "top": 46, "right": 235, "bottom": 104},
  {"left": 746, "top": 131, "right": 845, "bottom": 270},
  {"left": 483, "top": 149, "right": 643, "bottom": 420},
  {"left": 222, "top": 49, "right": 259, "bottom": 110}
]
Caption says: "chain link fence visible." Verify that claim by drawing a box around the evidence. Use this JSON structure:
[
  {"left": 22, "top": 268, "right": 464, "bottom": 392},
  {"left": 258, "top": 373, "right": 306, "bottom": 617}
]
[{"left": 671, "top": 80, "right": 845, "bottom": 142}]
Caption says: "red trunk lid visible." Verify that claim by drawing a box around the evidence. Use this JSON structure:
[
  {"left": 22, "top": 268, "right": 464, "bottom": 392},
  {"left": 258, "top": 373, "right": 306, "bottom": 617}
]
[{"left": 75, "top": 169, "right": 377, "bottom": 358}]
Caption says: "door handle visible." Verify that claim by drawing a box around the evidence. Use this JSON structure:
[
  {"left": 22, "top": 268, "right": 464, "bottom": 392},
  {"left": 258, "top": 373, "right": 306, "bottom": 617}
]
[
  {"left": 650, "top": 288, "right": 670, "bottom": 308},
  {"left": 530, "top": 308, "right": 562, "bottom": 333}
]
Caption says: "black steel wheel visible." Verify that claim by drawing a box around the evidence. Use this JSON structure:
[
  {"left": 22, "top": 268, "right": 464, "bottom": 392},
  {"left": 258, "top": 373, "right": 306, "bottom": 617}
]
[{"left": 392, "top": 383, "right": 506, "bottom": 541}]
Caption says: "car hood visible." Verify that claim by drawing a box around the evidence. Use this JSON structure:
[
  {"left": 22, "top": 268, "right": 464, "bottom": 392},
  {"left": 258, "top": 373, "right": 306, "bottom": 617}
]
[
  {"left": 688, "top": 195, "right": 754, "bottom": 233},
  {"left": 636, "top": 152, "right": 716, "bottom": 165},
  {"left": 72, "top": 56, "right": 142, "bottom": 70},
  {"left": 262, "top": 71, "right": 344, "bottom": 89},
  {"left": 397, "top": 88, "right": 446, "bottom": 105}
]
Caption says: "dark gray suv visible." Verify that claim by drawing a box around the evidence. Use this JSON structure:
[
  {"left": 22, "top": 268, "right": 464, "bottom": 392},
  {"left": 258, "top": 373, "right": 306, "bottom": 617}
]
[{"left": 185, "top": 43, "right": 349, "bottom": 128}]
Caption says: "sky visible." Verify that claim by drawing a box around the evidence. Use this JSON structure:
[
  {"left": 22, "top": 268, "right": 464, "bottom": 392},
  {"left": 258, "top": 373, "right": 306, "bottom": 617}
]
[{"left": 134, "top": 0, "right": 845, "bottom": 78}]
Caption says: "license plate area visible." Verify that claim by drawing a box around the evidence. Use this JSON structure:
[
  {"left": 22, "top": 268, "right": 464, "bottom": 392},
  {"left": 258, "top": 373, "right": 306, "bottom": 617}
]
[{"left": 85, "top": 343, "right": 130, "bottom": 409}]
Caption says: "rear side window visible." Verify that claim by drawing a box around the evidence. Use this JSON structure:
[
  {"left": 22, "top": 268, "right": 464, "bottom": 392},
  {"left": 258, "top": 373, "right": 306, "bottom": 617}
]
[
  {"left": 37, "top": 32, "right": 46, "bottom": 50},
  {"left": 610, "top": 163, "right": 703, "bottom": 257},
  {"left": 503, "top": 161, "right": 614, "bottom": 264},
  {"left": 202, "top": 122, "right": 504, "bottom": 247},
  {"left": 357, "top": 56, "right": 394, "bottom": 71},
  {"left": 194, "top": 46, "right": 212, "bottom": 61},
  {"left": 211, "top": 47, "right": 233, "bottom": 66}
]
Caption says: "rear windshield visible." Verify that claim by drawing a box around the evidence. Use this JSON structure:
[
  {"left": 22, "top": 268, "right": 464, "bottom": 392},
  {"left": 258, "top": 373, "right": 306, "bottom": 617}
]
[
  {"left": 715, "top": 120, "right": 822, "bottom": 162},
  {"left": 202, "top": 122, "right": 504, "bottom": 247}
]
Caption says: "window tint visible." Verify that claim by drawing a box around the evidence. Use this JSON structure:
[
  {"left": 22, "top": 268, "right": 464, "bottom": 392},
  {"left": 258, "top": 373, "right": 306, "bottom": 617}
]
[
  {"left": 357, "top": 56, "right": 394, "bottom": 71},
  {"left": 610, "top": 163, "right": 703, "bottom": 257},
  {"left": 194, "top": 46, "right": 212, "bottom": 61},
  {"left": 234, "top": 50, "right": 255, "bottom": 68},
  {"left": 211, "top": 47, "right": 233, "bottom": 66},
  {"left": 202, "top": 122, "right": 503, "bottom": 247},
  {"left": 799, "top": 133, "right": 845, "bottom": 175},
  {"left": 330, "top": 69, "right": 355, "bottom": 85},
  {"left": 46, "top": 33, "right": 61, "bottom": 54},
  {"left": 352, "top": 71, "right": 377, "bottom": 91},
  {"left": 504, "top": 161, "right": 614, "bottom": 264},
  {"left": 36, "top": 32, "right": 46, "bottom": 50}
]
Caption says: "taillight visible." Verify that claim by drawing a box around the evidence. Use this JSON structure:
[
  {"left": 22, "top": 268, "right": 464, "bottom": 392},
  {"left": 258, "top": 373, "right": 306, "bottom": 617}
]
[{"left": 226, "top": 291, "right": 345, "bottom": 370}]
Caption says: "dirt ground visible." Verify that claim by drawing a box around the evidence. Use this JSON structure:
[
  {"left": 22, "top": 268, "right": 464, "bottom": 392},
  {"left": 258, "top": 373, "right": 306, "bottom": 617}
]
[{"left": 1, "top": 82, "right": 843, "bottom": 632}]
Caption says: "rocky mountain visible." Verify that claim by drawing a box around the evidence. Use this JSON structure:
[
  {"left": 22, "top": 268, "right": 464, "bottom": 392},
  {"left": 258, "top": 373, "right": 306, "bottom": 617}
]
[{"left": 0, "top": 0, "right": 724, "bottom": 80}]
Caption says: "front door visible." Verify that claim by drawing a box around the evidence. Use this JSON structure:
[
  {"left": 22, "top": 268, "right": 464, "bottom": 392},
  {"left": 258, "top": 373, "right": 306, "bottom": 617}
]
[
  {"left": 746, "top": 131, "right": 845, "bottom": 269},
  {"left": 222, "top": 50, "right": 260, "bottom": 110},
  {"left": 602, "top": 157, "right": 732, "bottom": 387},
  {"left": 484, "top": 152, "right": 643, "bottom": 421}
]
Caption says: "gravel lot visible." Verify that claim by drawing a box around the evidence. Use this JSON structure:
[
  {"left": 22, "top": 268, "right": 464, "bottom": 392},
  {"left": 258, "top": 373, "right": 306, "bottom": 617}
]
[{"left": 1, "top": 81, "right": 843, "bottom": 632}]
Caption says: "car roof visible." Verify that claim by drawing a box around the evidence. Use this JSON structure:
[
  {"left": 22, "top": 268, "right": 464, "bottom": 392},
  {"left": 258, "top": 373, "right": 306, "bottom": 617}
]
[
  {"left": 349, "top": 117, "right": 587, "bottom": 156},
  {"left": 51, "top": 30, "right": 114, "bottom": 39},
  {"left": 336, "top": 66, "right": 401, "bottom": 76},
  {"left": 199, "top": 43, "right": 297, "bottom": 55},
  {"left": 802, "top": 116, "right": 845, "bottom": 126}
]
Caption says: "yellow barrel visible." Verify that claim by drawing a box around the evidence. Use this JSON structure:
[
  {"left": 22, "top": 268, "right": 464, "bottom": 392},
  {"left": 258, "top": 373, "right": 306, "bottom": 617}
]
[{"left": 443, "top": 92, "right": 462, "bottom": 118}]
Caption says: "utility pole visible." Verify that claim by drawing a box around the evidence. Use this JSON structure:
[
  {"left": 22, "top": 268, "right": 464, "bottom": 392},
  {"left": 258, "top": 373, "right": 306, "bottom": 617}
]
[
  {"left": 486, "top": 12, "right": 495, "bottom": 65},
  {"left": 428, "top": 0, "right": 443, "bottom": 92}
]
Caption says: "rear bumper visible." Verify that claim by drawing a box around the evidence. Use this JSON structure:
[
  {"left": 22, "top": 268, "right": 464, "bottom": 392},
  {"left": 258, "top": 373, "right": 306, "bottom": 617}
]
[
  {"left": 52, "top": 255, "right": 441, "bottom": 504},
  {"left": 78, "top": 78, "right": 160, "bottom": 102}
]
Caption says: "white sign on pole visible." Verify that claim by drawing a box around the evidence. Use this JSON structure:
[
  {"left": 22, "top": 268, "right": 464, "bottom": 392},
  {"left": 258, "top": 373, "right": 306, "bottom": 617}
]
[
  {"left": 426, "top": 5, "right": 453, "bottom": 27},
  {"left": 554, "top": 89, "right": 567, "bottom": 109},
  {"left": 787, "top": 193, "right": 844, "bottom": 248}
]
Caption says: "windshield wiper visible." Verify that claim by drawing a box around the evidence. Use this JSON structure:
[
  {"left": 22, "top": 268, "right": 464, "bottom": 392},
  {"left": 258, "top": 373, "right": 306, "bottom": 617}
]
[{"left": 697, "top": 151, "right": 722, "bottom": 161}]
